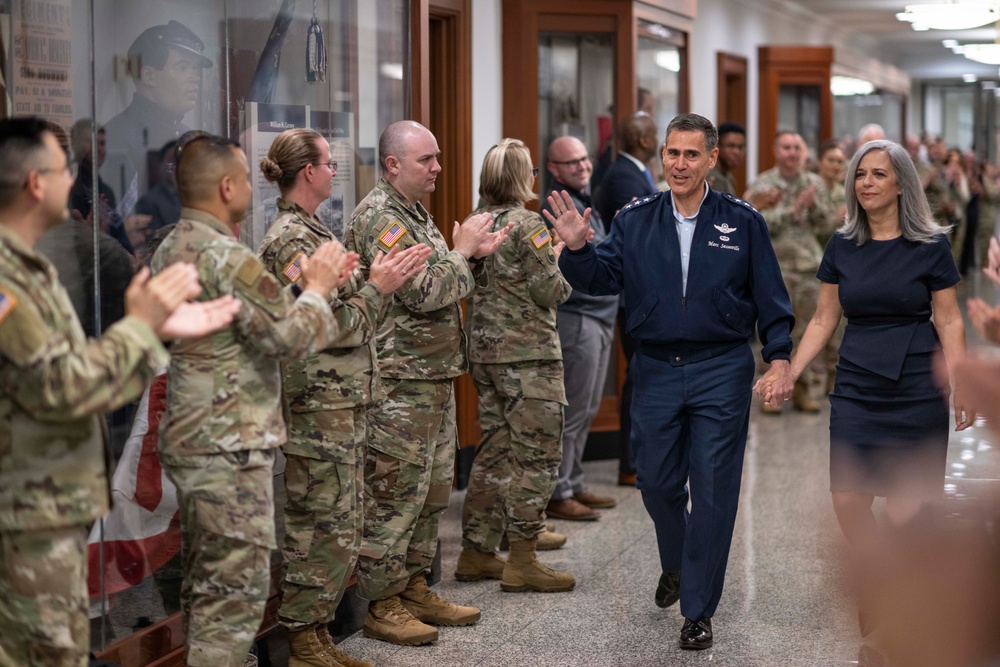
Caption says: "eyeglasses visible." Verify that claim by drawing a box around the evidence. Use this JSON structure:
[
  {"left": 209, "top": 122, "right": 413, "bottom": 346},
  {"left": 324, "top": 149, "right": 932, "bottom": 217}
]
[
  {"left": 549, "top": 156, "right": 591, "bottom": 168},
  {"left": 531, "top": 167, "right": 539, "bottom": 177},
  {"left": 314, "top": 160, "right": 338, "bottom": 171},
  {"left": 36, "top": 164, "right": 72, "bottom": 176}
]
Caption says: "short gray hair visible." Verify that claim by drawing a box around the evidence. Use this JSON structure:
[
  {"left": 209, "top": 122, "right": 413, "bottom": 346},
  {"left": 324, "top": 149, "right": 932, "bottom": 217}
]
[
  {"left": 665, "top": 114, "right": 718, "bottom": 151},
  {"left": 840, "top": 140, "right": 948, "bottom": 245}
]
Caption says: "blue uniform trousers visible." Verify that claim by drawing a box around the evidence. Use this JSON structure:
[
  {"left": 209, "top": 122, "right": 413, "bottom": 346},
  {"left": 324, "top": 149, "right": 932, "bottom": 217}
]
[{"left": 632, "top": 343, "right": 754, "bottom": 621}]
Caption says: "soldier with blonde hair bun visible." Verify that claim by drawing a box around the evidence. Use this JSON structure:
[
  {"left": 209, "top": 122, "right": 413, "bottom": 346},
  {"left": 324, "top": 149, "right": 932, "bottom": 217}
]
[{"left": 257, "top": 127, "right": 431, "bottom": 667}]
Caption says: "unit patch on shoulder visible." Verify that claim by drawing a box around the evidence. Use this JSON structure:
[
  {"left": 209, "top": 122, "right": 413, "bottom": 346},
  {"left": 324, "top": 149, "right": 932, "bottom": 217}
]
[
  {"left": 0, "top": 287, "right": 17, "bottom": 327},
  {"left": 531, "top": 228, "right": 551, "bottom": 249},
  {"left": 234, "top": 257, "right": 264, "bottom": 289},
  {"left": 258, "top": 274, "right": 281, "bottom": 300},
  {"left": 378, "top": 221, "right": 407, "bottom": 250},
  {"left": 282, "top": 252, "right": 308, "bottom": 283}
]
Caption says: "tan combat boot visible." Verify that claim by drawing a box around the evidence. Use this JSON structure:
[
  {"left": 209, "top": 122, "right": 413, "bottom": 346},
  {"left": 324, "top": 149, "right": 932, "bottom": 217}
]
[
  {"left": 792, "top": 379, "right": 821, "bottom": 413},
  {"left": 363, "top": 596, "right": 439, "bottom": 645},
  {"left": 501, "top": 539, "right": 576, "bottom": 592},
  {"left": 536, "top": 529, "right": 566, "bottom": 551},
  {"left": 317, "top": 625, "right": 374, "bottom": 667},
  {"left": 455, "top": 548, "right": 506, "bottom": 581},
  {"left": 399, "top": 574, "right": 481, "bottom": 626},
  {"left": 287, "top": 625, "right": 341, "bottom": 667}
]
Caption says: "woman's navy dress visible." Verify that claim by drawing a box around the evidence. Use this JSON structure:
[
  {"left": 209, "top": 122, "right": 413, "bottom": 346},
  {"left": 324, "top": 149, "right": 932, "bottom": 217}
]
[{"left": 817, "top": 233, "right": 960, "bottom": 497}]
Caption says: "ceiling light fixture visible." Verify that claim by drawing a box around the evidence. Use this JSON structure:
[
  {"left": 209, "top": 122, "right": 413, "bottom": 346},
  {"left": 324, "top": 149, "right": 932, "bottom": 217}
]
[
  {"left": 830, "top": 76, "right": 876, "bottom": 96},
  {"left": 961, "top": 43, "right": 1000, "bottom": 63},
  {"left": 897, "top": 1, "right": 1000, "bottom": 31}
]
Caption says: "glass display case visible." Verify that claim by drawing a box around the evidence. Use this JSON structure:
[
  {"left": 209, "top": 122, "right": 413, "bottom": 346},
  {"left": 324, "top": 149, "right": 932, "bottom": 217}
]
[{"left": 0, "top": 0, "right": 408, "bottom": 652}]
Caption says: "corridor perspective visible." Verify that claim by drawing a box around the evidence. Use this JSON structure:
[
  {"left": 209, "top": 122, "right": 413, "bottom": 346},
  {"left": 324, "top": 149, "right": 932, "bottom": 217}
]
[{"left": 337, "top": 280, "right": 1000, "bottom": 667}]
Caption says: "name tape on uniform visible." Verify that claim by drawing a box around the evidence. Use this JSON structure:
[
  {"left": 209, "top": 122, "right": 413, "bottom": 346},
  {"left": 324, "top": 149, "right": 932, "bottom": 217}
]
[
  {"left": 0, "top": 288, "right": 17, "bottom": 326},
  {"left": 282, "top": 252, "right": 309, "bottom": 283},
  {"left": 532, "top": 228, "right": 552, "bottom": 249},
  {"left": 379, "top": 221, "right": 407, "bottom": 250}
]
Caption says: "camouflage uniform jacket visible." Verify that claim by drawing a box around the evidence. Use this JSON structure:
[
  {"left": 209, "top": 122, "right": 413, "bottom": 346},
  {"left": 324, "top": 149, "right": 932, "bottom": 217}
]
[
  {"left": 258, "top": 198, "right": 386, "bottom": 414},
  {"left": 816, "top": 180, "right": 846, "bottom": 248},
  {"left": 467, "top": 204, "right": 571, "bottom": 364},
  {"left": 0, "top": 224, "right": 167, "bottom": 531},
  {"left": 707, "top": 168, "right": 736, "bottom": 195},
  {"left": 152, "top": 207, "right": 341, "bottom": 459},
  {"left": 345, "top": 179, "right": 486, "bottom": 380},
  {"left": 747, "top": 167, "right": 830, "bottom": 273}
]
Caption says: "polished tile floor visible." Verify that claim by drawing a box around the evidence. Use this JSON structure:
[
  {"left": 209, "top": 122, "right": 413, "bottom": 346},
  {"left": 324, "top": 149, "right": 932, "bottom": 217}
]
[{"left": 339, "top": 340, "right": 1000, "bottom": 665}]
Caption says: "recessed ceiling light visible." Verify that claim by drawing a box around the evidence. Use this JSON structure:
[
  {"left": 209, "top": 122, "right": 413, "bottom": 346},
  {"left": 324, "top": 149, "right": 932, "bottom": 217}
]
[{"left": 897, "top": 2, "right": 1000, "bottom": 31}]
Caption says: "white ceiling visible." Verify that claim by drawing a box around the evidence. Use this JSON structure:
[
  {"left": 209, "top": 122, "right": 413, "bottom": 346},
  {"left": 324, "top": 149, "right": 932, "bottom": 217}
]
[{"left": 791, "top": 0, "right": 1000, "bottom": 80}]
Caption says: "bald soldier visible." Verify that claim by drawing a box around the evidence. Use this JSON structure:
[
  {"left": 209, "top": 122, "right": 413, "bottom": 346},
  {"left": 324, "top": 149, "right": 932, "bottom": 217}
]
[
  {"left": 151, "top": 135, "right": 355, "bottom": 667},
  {"left": 746, "top": 130, "right": 832, "bottom": 413},
  {"left": 346, "top": 120, "right": 510, "bottom": 646},
  {"left": 0, "top": 117, "right": 239, "bottom": 667}
]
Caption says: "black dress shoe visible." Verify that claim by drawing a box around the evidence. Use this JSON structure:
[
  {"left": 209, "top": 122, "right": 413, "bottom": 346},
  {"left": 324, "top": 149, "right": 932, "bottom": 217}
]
[
  {"left": 654, "top": 571, "right": 680, "bottom": 608},
  {"left": 679, "top": 617, "right": 713, "bottom": 650}
]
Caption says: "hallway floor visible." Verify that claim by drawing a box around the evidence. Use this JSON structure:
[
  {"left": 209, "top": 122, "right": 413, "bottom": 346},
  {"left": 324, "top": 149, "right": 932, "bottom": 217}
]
[{"left": 339, "top": 377, "right": 1000, "bottom": 666}]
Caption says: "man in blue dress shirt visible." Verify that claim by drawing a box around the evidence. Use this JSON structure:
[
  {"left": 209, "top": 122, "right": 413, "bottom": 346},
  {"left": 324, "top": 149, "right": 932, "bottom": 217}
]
[{"left": 544, "top": 113, "right": 794, "bottom": 650}]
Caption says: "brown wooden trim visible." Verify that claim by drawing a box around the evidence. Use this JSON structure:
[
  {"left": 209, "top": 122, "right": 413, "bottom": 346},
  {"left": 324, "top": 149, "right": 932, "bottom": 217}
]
[
  {"left": 420, "top": 0, "right": 476, "bottom": 446},
  {"left": 502, "top": 0, "right": 540, "bottom": 166},
  {"left": 409, "top": 0, "right": 430, "bottom": 125},
  {"left": 716, "top": 51, "right": 748, "bottom": 193},
  {"left": 636, "top": 0, "right": 696, "bottom": 18},
  {"left": 757, "top": 45, "right": 833, "bottom": 173}
]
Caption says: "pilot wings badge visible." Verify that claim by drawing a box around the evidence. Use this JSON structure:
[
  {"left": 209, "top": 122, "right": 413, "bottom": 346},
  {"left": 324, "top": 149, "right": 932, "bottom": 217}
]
[{"left": 714, "top": 223, "right": 737, "bottom": 234}]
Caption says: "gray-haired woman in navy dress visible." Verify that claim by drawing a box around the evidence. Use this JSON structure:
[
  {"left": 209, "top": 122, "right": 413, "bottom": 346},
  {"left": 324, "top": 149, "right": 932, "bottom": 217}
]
[{"left": 756, "top": 139, "right": 973, "bottom": 634}]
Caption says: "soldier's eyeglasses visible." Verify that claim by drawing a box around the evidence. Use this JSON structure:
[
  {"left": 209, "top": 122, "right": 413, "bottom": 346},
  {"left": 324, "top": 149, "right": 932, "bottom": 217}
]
[
  {"left": 549, "top": 156, "right": 591, "bottom": 168},
  {"left": 315, "top": 160, "right": 338, "bottom": 171}
]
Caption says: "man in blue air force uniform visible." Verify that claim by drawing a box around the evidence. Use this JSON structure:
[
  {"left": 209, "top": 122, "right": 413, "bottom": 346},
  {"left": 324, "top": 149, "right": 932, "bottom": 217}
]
[{"left": 544, "top": 113, "right": 794, "bottom": 651}]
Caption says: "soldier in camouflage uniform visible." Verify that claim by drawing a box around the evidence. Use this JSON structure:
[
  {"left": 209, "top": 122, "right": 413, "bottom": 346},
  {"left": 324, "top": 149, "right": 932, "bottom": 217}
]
[
  {"left": 706, "top": 122, "right": 745, "bottom": 196},
  {"left": 151, "top": 135, "right": 354, "bottom": 667},
  {"left": 455, "top": 139, "right": 575, "bottom": 593},
  {"left": 0, "top": 117, "right": 238, "bottom": 667},
  {"left": 816, "top": 141, "right": 848, "bottom": 394},
  {"left": 345, "top": 120, "right": 511, "bottom": 646},
  {"left": 747, "top": 131, "right": 831, "bottom": 413},
  {"left": 256, "top": 128, "right": 432, "bottom": 667}
]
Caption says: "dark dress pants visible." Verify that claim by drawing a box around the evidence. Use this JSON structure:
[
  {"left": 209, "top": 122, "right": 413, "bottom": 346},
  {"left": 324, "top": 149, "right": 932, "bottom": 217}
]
[{"left": 632, "top": 344, "right": 754, "bottom": 621}]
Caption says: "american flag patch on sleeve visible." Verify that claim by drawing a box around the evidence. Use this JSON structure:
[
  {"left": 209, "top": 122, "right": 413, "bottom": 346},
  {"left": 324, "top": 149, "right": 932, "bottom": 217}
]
[
  {"left": 379, "top": 222, "right": 407, "bottom": 249},
  {"left": 531, "top": 228, "right": 551, "bottom": 249},
  {"left": 282, "top": 253, "right": 308, "bottom": 283},
  {"left": 0, "top": 288, "right": 17, "bottom": 326}
]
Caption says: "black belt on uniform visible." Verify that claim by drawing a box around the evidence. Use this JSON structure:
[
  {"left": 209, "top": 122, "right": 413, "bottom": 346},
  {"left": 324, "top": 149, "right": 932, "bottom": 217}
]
[{"left": 638, "top": 340, "right": 744, "bottom": 366}]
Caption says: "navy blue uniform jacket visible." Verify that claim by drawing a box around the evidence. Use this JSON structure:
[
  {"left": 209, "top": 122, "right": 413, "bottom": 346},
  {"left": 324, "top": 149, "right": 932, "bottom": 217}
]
[{"left": 559, "top": 189, "right": 794, "bottom": 365}]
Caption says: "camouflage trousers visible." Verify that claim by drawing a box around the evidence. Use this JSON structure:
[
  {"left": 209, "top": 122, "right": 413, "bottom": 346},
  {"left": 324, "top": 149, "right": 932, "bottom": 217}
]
[
  {"left": 0, "top": 526, "right": 88, "bottom": 667},
  {"left": 784, "top": 270, "right": 820, "bottom": 384},
  {"left": 162, "top": 449, "right": 277, "bottom": 667},
  {"left": 357, "top": 378, "right": 456, "bottom": 600},
  {"left": 278, "top": 406, "right": 366, "bottom": 630},
  {"left": 461, "top": 361, "right": 566, "bottom": 551}
]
